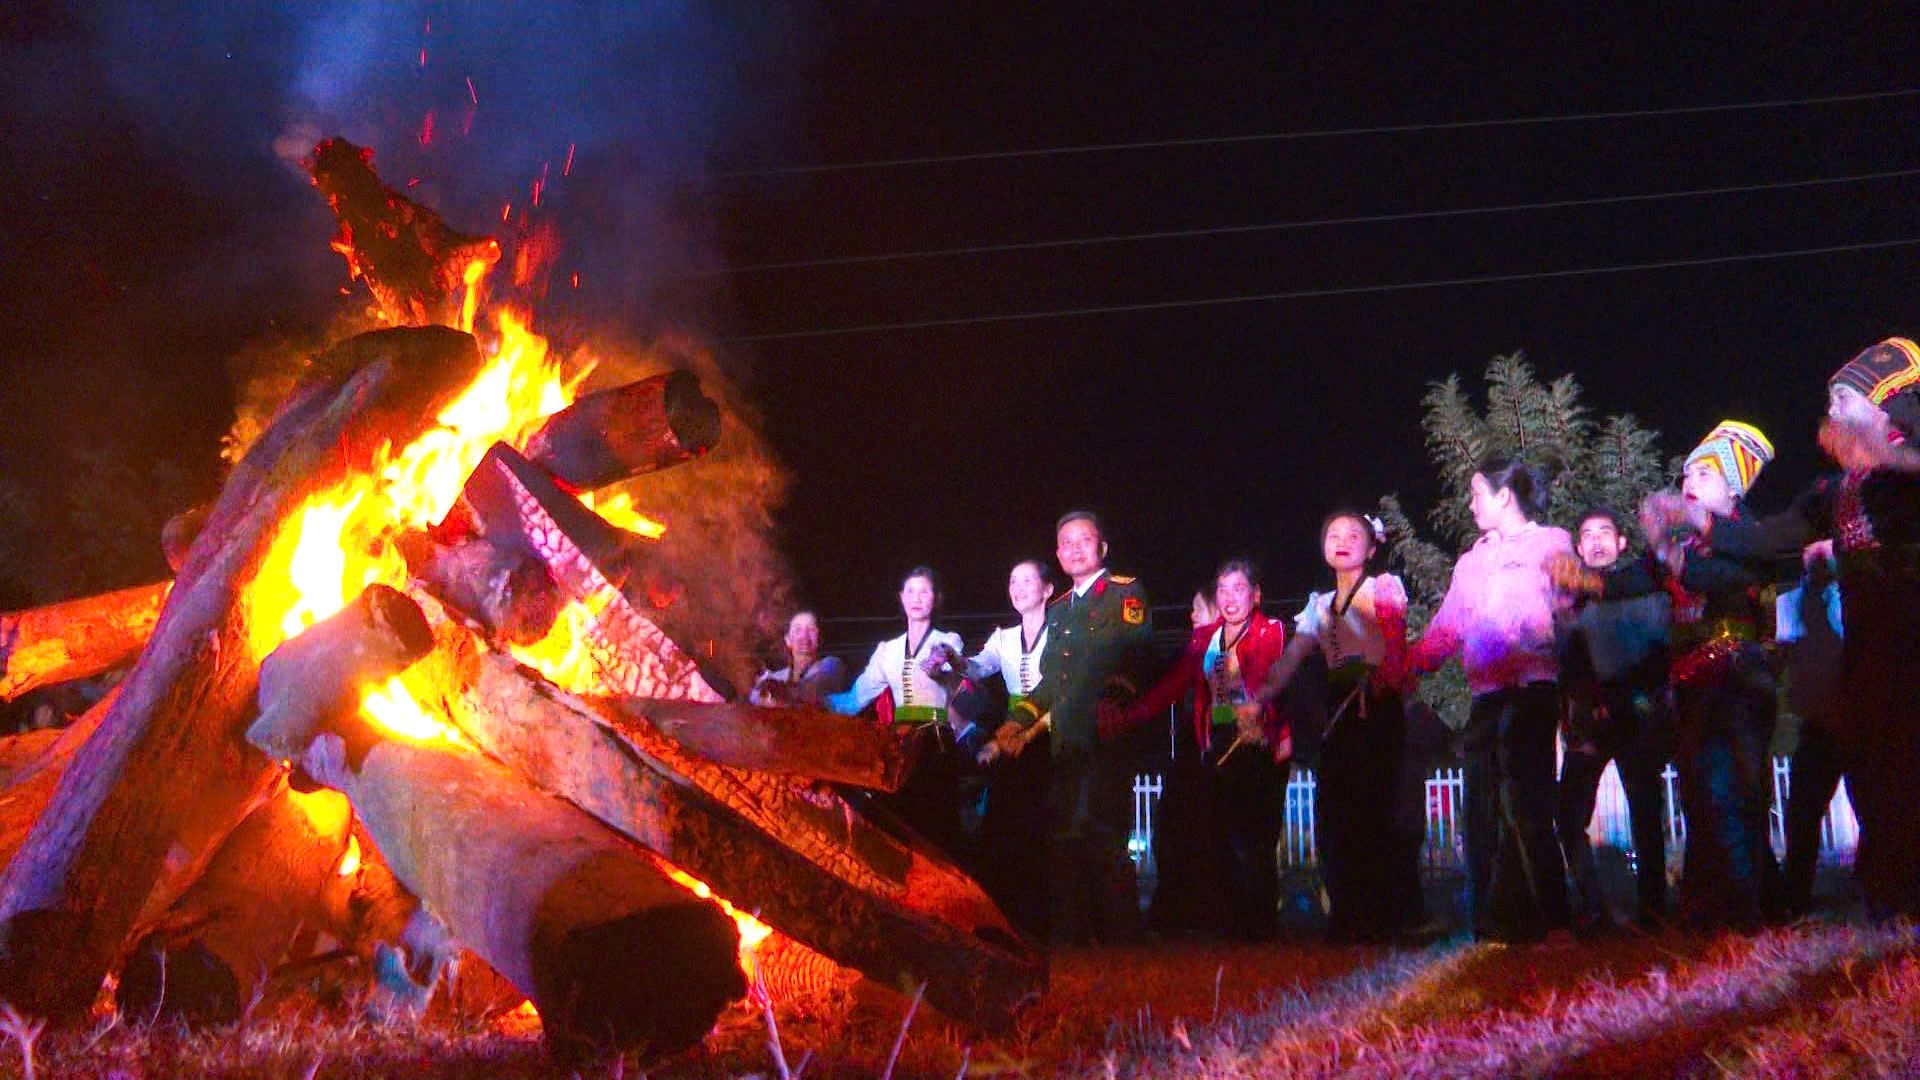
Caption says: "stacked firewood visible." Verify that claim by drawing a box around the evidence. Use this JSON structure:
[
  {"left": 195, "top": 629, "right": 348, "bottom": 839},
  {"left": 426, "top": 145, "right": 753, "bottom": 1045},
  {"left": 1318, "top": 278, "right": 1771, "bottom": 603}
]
[{"left": 0, "top": 139, "right": 1041, "bottom": 1064}]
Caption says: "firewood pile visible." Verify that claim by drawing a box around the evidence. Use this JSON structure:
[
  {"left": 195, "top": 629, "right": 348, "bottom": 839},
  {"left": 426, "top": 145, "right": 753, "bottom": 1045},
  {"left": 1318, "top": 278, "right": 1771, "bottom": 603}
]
[{"left": 0, "top": 139, "right": 1042, "bottom": 1064}]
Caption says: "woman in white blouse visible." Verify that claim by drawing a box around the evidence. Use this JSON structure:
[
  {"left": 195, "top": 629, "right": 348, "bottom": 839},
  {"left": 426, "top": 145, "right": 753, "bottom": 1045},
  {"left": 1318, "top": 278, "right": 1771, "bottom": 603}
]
[
  {"left": 828, "top": 567, "right": 968, "bottom": 852},
  {"left": 925, "top": 559, "right": 1054, "bottom": 933},
  {"left": 1244, "top": 511, "right": 1424, "bottom": 943}
]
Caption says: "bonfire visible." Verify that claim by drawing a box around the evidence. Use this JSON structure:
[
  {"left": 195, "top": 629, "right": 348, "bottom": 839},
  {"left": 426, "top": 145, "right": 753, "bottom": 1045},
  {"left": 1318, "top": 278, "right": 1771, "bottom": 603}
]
[{"left": 0, "top": 139, "right": 1040, "bottom": 1065}]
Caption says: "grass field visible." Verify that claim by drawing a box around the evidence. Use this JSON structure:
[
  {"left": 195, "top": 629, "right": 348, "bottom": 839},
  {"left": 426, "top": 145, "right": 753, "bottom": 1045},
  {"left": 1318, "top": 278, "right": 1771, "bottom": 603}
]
[{"left": 6, "top": 919, "right": 1917, "bottom": 1078}]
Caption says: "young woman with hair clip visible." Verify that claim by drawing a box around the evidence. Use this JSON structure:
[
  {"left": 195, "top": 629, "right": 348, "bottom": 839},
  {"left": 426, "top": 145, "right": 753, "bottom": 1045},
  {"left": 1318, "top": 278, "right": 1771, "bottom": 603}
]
[
  {"left": 1406, "top": 454, "right": 1574, "bottom": 943},
  {"left": 1241, "top": 510, "right": 1424, "bottom": 942}
]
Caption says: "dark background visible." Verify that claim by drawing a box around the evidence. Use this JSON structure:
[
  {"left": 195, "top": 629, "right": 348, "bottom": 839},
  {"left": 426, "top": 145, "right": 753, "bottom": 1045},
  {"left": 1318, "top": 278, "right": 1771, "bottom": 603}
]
[{"left": 3, "top": 3, "right": 1917, "bottom": 632}]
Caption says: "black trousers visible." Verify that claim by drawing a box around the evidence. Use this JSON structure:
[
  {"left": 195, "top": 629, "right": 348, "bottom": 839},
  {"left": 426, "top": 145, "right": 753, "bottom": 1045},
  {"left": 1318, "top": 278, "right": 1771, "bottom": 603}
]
[
  {"left": 1463, "top": 684, "right": 1570, "bottom": 941},
  {"left": 978, "top": 730, "right": 1052, "bottom": 938},
  {"left": 1204, "top": 732, "right": 1286, "bottom": 941},
  {"left": 1556, "top": 703, "right": 1670, "bottom": 925},
  {"left": 1319, "top": 685, "right": 1423, "bottom": 941},
  {"left": 1835, "top": 567, "right": 1920, "bottom": 920},
  {"left": 1782, "top": 720, "right": 1845, "bottom": 919},
  {"left": 1148, "top": 717, "right": 1227, "bottom": 936},
  {"left": 1045, "top": 745, "right": 1138, "bottom": 945},
  {"left": 1672, "top": 661, "right": 1780, "bottom": 931}
]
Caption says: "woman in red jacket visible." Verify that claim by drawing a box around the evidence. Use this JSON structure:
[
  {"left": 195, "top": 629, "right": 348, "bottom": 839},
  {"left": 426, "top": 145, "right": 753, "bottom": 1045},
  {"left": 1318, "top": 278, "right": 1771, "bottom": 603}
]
[{"left": 1125, "top": 559, "right": 1291, "bottom": 941}]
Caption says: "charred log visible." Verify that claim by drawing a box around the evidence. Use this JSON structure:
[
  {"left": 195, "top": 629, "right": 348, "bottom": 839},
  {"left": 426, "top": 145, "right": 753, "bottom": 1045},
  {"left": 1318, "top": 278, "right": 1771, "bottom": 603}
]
[
  {"left": 117, "top": 784, "right": 355, "bottom": 1024},
  {"left": 423, "top": 626, "right": 1044, "bottom": 1032},
  {"left": 161, "top": 506, "right": 210, "bottom": 574},
  {"left": 0, "top": 326, "right": 486, "bottom": 1019},
  {"left": 406, "top": 535, "right": 562, "bottom": 647},
  {"left": 453, "top": 441, "right": 725, "bottom": 701},
  {"left": 524, "top": 371, "right": 720, "bottom": 490},
  {"left": 0, "top": 581, "right": 170, "bottom": 702},
  {"left": 246, "top": 586, "right": 744, "bottom": 1059},
  {"left": 620, "top": 698, "right": 903, "bottom": 793},
  {"left": 308, "top": 139, "right": 501, "bottom": 327}
]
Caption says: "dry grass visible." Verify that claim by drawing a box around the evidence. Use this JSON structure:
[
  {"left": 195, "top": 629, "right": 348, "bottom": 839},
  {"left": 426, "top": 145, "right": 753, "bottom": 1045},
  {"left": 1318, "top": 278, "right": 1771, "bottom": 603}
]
[{"left": 7, "top": 921, "right": 1919, "bottom": 1078}]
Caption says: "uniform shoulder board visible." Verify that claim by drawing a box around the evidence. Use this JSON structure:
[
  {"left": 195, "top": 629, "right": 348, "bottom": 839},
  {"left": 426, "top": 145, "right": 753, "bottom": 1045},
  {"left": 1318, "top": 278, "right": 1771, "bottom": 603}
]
[
  {"left": 1109, "top": 574, "right": 1137, "bottom": 585},
  {"left": 1047, "top": 590, "right": 1073, "bottom": 607}
]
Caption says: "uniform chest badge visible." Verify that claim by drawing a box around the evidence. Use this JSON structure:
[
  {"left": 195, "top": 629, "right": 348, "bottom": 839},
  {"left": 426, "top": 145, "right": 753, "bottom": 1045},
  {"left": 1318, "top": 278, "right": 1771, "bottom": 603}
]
[{"left": 1122, "top": 596, "right": 1145, "bottom": 625}]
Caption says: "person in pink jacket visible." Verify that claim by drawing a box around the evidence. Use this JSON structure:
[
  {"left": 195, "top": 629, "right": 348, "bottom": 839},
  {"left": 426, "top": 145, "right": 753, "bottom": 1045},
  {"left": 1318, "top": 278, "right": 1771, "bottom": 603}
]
[{"left": 1407, "top": 454, "right": 1574, "bottom": 943}]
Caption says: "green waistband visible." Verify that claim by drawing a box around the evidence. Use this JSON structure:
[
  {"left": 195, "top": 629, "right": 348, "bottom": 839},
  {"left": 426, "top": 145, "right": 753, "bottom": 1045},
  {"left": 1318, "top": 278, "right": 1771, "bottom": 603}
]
[
  {"left": 1008, "top": 694, "right": 1029, "bottom": 710},
  {"left": 1210, "top": 703, "right": 1240, "bottom": 728},
  {"left": 893, "top": 705, "right": 948, "bottom": 725}
]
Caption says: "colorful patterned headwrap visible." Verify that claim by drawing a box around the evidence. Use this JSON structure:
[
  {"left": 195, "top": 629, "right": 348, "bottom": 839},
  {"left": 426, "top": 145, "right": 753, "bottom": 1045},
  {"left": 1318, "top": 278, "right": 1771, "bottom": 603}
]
[
  {"left": 1685, "top": 420, "right": 1774, "bottom": 499},
  {"left": 1829, "top": 337, "right": 1920, "bottom": 406}
]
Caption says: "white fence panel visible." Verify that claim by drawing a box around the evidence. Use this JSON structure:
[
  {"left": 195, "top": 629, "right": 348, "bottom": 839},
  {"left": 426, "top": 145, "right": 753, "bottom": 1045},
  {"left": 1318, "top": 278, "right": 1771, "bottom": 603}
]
[{"left": 1130, "top": 756, "right": 1857, "bottom": 873}]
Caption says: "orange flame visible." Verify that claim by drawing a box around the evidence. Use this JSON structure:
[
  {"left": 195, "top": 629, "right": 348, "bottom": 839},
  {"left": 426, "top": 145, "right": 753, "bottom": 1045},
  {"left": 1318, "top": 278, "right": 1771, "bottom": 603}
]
[
  {"left": 661, "top": 866, "right": 774, "bottom": 977},
  {"left": 246, "top": 287, "right": 605, "bottom": 745}
]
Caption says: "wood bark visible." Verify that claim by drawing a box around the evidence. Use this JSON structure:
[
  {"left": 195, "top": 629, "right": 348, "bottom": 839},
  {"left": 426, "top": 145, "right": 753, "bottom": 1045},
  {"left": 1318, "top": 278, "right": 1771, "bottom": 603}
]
[
  {"left": 618, "top": 698, "right": 903, "bottom": 792},
  {"left": 0, "top": 326, "right": 486, "bottom": 1019},
  {"left": 416, "top": 622, "right": 1043, "bottom": 1032},
  {"left": 454, "top": 441, "right": 725, "bottom": 701},
  {"left": 0, "top": 581, "right": 170, "bottom": 702},
  {"left": 308, "top": 138, "right": 501, "bottom": 327},
  {"left": 259, "top": 723, "right": 745, "bottom": 1059},
  {"left": 523, "top": 371, "right": 720, "bottom": 490},
  {"left": 116, "top": 784, "right": 355, "bottom": 1024}
]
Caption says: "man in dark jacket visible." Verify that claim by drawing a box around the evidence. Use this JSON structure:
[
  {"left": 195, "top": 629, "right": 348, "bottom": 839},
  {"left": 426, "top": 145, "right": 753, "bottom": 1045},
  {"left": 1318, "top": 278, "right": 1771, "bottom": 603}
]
[{"left": 1552, "top": 505, "right": 1673, "bottom": 931}]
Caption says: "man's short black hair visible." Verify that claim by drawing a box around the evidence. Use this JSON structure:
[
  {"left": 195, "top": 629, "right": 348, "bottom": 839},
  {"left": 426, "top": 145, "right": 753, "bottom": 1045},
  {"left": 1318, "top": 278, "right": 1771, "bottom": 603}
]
[
  {"left": 1576, "top": 504, "right": 1627, "bottom": 535},
  {"left": 1055, "top": 509, "right": 1103, "bottom": 541}
]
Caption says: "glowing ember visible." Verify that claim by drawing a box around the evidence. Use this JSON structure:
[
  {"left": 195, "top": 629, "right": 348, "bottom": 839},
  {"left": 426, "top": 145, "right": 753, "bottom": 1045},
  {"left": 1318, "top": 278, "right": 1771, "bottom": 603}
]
[
  {"left": 662, "top": 865, "right": 773, "bottom": 976},
  {"left": 335, "top": 834, "right": 362, "bottom": 878}
]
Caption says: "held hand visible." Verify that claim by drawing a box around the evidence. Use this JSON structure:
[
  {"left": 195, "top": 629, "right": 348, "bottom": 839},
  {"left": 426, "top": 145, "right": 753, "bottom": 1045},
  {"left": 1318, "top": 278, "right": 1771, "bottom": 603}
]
[
  {"left": 1639, "top": 490, "right": 1688, "bottom": 538},
  {"left": 1803, "top": 539, "right": 1836, "bottom": 568},
  {"left": 1271, "top": 730, "right": 1293, "bottom": 763},
  {"left": 1235, "top": 712, "right": 1268, "bottom": 746},
  {"left": 1545, "top": 552, "right": 1603, "bottom": 597},
  {"left": 1233, "top": 701, "right": 1264, "bottom": 728},
  {"left": 920, "top": 644, "right": 956, "bottom": 678}
]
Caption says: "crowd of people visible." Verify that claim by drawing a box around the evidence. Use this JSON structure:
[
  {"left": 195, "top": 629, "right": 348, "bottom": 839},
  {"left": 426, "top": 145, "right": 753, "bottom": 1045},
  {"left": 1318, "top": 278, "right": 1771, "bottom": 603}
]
[{"left": 749, "top": 337, "right": 1920, "bottom": 948}]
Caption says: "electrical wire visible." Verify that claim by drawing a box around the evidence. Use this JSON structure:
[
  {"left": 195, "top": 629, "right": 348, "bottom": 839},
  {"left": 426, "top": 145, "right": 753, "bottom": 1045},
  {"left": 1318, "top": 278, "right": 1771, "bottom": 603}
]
[
  {"left": 698, "top": 166, "right": 1920, "bottom": 275},
  {"left": 714, "top": 88, "right": 1920, "bottom": 179},
  {"left": 723, "top": 236, "right": 1920, "bottom": 343}
]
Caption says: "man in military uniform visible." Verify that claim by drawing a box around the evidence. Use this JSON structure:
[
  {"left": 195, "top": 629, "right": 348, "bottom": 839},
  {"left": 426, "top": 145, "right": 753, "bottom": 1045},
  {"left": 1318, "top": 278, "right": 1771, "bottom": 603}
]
[{"left": 993, "top": 510, "right": 1153, "bottom": 944}]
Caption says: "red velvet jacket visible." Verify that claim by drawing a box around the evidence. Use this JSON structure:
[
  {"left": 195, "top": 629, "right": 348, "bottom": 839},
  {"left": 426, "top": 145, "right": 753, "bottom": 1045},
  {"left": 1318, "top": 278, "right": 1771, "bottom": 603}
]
[{"left": 1133, "top": 611, "right": 1289, "bottom": 757}]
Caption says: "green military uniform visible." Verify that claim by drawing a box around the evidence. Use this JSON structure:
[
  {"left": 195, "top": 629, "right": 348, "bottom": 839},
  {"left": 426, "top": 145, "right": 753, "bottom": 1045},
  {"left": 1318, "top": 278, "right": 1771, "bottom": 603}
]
[
  {"left": 1009, "top": 571, "right": 1153, "bottom": 748},
  {"left": 1007, "top": 569, "right": 1153, "bottom": 943}
]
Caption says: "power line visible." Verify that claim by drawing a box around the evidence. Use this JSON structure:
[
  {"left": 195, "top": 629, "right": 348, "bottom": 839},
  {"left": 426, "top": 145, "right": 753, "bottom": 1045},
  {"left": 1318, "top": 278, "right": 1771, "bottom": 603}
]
[
  {"left": 723, "top": 236, "right": 1920, "bottom": 344},
  {"left": 715, "top": 87, "right": 1920, "bottom": 179},
  {"left": 698, "top": 167, "right": 1920, "bottom": 275}
]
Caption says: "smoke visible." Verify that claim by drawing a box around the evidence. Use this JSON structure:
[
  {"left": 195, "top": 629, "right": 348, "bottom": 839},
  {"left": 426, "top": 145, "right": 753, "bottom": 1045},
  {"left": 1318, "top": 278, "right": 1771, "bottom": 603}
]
[{"left": 158, "top": 2, "right": 812, "bottom": 680}]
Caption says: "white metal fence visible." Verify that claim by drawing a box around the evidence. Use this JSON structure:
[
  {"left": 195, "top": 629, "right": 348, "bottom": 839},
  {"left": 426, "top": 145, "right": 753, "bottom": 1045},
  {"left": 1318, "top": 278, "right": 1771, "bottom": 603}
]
[{"left": 1131, "top": 756, "right": 1859, "bottom": 875}]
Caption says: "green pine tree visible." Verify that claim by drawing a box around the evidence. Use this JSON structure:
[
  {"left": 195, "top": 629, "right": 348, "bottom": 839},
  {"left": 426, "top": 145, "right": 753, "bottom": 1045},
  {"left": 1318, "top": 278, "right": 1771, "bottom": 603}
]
[{"left": 1378, "top": 352, "right": 1666, "bottom": 727}]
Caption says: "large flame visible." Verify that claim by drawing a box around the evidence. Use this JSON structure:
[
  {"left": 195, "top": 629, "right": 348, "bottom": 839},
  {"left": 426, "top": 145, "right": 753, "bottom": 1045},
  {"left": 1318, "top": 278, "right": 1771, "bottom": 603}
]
[{"left": 255, "top": 254, "right": 773, "bottom": 984}]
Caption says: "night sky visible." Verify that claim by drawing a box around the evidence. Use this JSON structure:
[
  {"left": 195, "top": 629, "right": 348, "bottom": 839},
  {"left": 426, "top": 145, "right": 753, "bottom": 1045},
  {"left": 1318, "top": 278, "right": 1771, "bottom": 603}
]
[{"left": 3, "top": 4, "right": 1918, "bottom": 629}]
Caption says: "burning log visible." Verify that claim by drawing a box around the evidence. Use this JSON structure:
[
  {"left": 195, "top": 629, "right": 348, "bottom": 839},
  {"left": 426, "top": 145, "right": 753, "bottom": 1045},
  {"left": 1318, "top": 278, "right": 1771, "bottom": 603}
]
[
  {"left": 426, "top": 630, "right": 1044, "bottom": 1032},
  {"left": 408, "top": 535, "right": 562, "bottom": 647},
  {"left": 161, "top": 505, "right": 210, "bottom": 574},
  {"left": 308, "top": 139, "right": 500, "bottom": 327},
  {"left": 454, "top": 441, "right": 725, "bottom": 701},
  {"left": 248, "top": 585, "right": 745, "bottom": 1059},
  {"left": 116, "top": 784, "right": 355, "bottom": 1024},
  {"left": 0, "top": 581, "right": 170, "bottom": 702},
  {"left": 619, "top": 698, "right": 904, "bottom": 793},
  {"left": 524, "top": 371, "right": 721, "bottom": 490},
  {"left": 0, "top": 326, "right": 487, "bottom": 1019}
]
